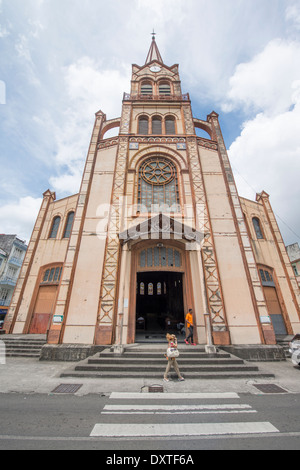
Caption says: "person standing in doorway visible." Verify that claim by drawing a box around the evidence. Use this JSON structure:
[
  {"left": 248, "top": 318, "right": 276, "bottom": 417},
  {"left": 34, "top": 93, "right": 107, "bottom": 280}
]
[{"left": 185, "top": 309, "right": 196, "bottom": 345}]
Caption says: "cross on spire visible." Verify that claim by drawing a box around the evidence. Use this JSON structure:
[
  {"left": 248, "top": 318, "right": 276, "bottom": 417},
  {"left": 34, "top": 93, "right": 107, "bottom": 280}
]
[{"left": 145, "top": 31, "right": 163, "bottom": 65}]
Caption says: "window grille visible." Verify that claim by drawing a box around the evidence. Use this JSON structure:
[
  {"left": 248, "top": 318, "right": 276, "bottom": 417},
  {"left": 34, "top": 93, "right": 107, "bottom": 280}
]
[
  {"left": 152, "top": 116, "right": 162, "bottom": 134},
  {"left": 165, "top": 116, "right": 176, "bottom": 134},
  {"left": 139, "top": 247, "right": 182, "bottom": 269},
  {"left": 138, "top": 157, "right": 180, "bottom": 213},
  {"left": 159, "top": 83, "right": 171, "bottom": 95},
  {"left": 138, "top": 116, "right": 149, "bottom": 135},
  {"left": 42, "top": 266, "right": 62, "bottom": 284},
  {"left": 141, "top": 83, "right": 153, "bottom": 95}
]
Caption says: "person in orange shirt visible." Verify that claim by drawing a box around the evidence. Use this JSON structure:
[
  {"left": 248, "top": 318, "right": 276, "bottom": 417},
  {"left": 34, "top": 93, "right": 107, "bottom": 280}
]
[{"left": 185, "top": 309, "right": 196, "bottom": 346}]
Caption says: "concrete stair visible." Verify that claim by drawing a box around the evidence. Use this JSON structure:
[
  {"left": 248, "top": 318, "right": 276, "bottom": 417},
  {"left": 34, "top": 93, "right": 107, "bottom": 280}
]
[
  {"left": 61, "top": 345, "right": 275, "bottom": 380},
  {"left": 276, "top": 335, "right": 294, "bottom": 358},
  {"left": 1, "top": 335, "right": 47, "bottom": 358}
]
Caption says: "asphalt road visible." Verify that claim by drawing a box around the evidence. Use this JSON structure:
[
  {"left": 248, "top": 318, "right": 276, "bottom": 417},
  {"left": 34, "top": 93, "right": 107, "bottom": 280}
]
[{"left": 0, "top": 391, "right": 300, "bottom": 451}]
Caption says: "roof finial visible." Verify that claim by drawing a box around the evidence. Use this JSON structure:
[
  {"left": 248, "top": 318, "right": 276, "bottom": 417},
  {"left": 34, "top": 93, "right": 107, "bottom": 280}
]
[{"left": 145, "top": 30, "right": 163, "bottom": 64}]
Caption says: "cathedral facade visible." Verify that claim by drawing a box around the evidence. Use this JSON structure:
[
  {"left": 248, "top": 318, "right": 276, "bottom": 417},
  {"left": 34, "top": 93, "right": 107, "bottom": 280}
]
[{"left": 5, "top": 37, "right": 300, "bottom": 348}]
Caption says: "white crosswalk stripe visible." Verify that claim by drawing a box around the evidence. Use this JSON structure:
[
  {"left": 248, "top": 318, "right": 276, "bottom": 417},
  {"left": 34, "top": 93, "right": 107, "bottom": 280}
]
[
  {"left": 109, "top": 392, "right": 239, "bottom": 400},
  {"left": 102, "top": 403, "right": 256, "bottom": 415},
  {"left": 90, "top": 392, "right": 280, "bottom": 439},
  {"left": 91, "top": 422, "right": 279, "bottom": 438}
]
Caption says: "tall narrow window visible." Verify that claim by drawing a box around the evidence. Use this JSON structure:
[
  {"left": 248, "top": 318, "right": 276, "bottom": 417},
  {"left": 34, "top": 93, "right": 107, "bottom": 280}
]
[
  {"left": 165, "top": 116, "right": 176, "bottom": 135},
  {"left": 253, "top": 217, "right": 264, "bottom": 240},
  {"left": 159, "top": 82, "right": 171, "bottom": 95},
  {"left": 141, "top": 82, "right": 153, "bottom": 95},
  {"left": 49, "top": 216, "right": 61, "bottom": 239},
  {"left": 138, "top": 116, "right": 149, "bottom": 135},
  {"left": 152, "top": 116, "right": 162, "bottom": 134},
  {"left": 138, "top": 157, "right": 180, "bottom": 213},
  {"left": 63, "top": 212, "right": 74, "bottom": 238}
]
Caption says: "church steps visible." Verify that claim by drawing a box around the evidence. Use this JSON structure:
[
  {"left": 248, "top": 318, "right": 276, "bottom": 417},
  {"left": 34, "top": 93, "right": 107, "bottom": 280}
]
[
  {"left": 1, "top": 337, "right": 47, "bottom": 358},
  {"left": 88, "top": 358, "right": 244, "bottom": 368},
  {"left": 75, "top": 364, "right": 259, "bottom": 373},
  {"left": 60, "top": 370, "right": 274, "bottom": 380},
  {"left": 60, "top": 346, "right": 275, "bottom": 380}
]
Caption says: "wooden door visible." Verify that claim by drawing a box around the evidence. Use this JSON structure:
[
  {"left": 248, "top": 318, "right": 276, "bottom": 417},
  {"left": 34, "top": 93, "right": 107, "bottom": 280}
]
[
  {"left": 29, "top": 285, "right": 57, "bottom": 334},
  {"left": 264, "top": 286, "right": 287, "bottom": 335}
]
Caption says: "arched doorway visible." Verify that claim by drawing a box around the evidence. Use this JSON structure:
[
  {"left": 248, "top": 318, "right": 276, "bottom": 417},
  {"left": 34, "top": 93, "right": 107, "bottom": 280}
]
[
  {"left": 258, "top": 266, "right": 289, "bottom": 335},
  {"left": 28, "top": 265, "right": 62, "bottom": 335},
  {"left": 128, "top": 241, "right": 194, "bottom": 343}
]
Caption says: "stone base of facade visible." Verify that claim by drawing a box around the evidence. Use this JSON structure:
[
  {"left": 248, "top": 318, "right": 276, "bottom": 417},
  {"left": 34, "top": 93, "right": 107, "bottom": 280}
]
[
  {"left": 221, "top": 345, "right": 286, "bottom": 362},
  {"left": 39, "top": 342, "right": 287, "bottom": 363},
  {"left": 40, "top": 344, "right": 105, "bottom": 362}
]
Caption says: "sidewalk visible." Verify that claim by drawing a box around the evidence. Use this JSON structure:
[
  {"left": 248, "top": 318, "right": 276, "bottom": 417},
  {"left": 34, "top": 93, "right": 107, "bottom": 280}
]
[{"left": 0, "top": 355, "right": 299, "bottom": 396}]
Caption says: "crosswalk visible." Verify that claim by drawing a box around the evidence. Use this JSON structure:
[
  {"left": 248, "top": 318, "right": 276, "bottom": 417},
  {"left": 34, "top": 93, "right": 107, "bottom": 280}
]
[{"left": 90, "top": 392, "right": 279, "bottom": 439}]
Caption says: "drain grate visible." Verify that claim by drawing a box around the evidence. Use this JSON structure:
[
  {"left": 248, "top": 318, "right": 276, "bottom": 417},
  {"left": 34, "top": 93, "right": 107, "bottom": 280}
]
[
  {"left": 51, "top": 384, "right": 83, "bottom": 394},
  {"left": 149, "top": 384, "right": 164, "bottom": 393},
  {"left": 253, "top": 384, "right": 288, "bottom": 394}
]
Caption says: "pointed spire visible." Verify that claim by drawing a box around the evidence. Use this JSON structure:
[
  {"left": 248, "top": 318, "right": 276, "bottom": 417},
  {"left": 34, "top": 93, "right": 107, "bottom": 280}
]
[{"left": 145, "top": 30, "right": 163, "bottom": 65}]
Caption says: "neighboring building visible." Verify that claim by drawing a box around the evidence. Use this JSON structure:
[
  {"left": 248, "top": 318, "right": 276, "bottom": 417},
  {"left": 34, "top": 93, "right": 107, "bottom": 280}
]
[
  {"left": 4, "top": 37, "right": 300, "bottom": 347},
  {"left": 0, "top": 235, "right": 27, "bottom": 324},
  {"left": 286, "top": 243, "right": 300, "bottom": 289}
]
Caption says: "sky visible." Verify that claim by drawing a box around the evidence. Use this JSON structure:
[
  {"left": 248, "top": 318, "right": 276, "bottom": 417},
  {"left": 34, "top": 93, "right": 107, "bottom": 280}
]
[{"left": 0, "top": 0, "right": 300, "bottom": 247}]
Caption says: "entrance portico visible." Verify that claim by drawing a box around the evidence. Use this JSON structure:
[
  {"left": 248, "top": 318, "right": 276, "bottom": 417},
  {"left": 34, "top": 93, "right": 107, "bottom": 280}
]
[{"left": 117, "top": 214, "right": 210, "bottom": 346}]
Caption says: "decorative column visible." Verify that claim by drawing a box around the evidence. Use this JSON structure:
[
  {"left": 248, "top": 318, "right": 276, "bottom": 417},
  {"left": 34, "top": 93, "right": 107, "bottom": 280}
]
[
  {"left": 47, "top": 111, "right": 106, "bottom": 344},
  {"left": 183, "top": 104, "right": 230, "bottom": 345},
  {"left": 4, "top": 190, "right": 56, "bottom": 334},
  {"left": 94, "top": 102, "right": 131, "bottom": 345},
  {"left": 113, "top": 243, "right": 129, "bottom": 354},
  {"left": 258, "top": 191, "right": 300, "bottom": 323},
  {"left": 208, "top": 112, "right": 276, "bottom": 344}
]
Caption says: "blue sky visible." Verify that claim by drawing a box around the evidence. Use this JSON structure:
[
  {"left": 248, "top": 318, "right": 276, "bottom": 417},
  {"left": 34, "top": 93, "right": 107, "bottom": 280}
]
[{"left": 0, "top": 0, "right": 300, "bottom": 247}]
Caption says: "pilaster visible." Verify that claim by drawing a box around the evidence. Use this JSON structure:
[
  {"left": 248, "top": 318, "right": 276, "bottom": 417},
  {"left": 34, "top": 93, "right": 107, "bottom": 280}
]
[
  {"left": 208, "top": 112, "right": 275, "bottom": 344},
  {"left": 185, "top": 105, "right": 230, "bottom": 345},
  {"left": 47, "top": 111, "right": 106, "bottom": 344},
  {"left": 94, "top": 101, "right": 131, "bottom": 345},
  {"left": 4, "top": 190, "right": 56, "bottom": 334},
  {"left": 257, "top": 191, "right": 300, "bottom": 324}
]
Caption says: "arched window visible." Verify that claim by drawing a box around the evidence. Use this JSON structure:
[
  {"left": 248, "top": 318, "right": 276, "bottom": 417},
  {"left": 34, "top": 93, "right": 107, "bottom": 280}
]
[
  {"left": 141, "top": 82, "right": 153, "bottom": 95},
  {"left": 152, "top": 116, "right": 162, "bottom": 134},
  {"left": 42, "top": 266, "right": 62, "bottom": 284},
  {"left": 252, "top": 217, "right": 264, "bottom": 239},
  {"left": 165, "top": 116, "right": 176, "bottom": 135},
  {"left": 63, "top": 212, "right": 74, "bottom": 239},
  {"left": 138, "top": 157, "right": 180, "bottom": 213},
  {"left": 138, "top": 116, "right": 149, "bottom": 135},
  {"left": 159, "top": 82, "right": 171, "bottom": 95},
  {"left": 139, "top": 247, "right": 182, "bottom": 269},
  {"left": 49, "top": 216, "right": 61, "bottom": 239}
]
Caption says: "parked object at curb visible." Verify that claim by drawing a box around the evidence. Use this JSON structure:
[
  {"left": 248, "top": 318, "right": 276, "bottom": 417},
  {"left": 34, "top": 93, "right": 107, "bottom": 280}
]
[{"left": 289, "top": 335, "right": 300, "bottom": 366}]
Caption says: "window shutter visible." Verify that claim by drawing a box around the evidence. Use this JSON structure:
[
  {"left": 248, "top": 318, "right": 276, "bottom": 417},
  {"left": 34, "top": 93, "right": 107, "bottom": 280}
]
[
  {"left": 165, "top": 117, "right": 175, "bottom": 134},
  {"left": 141, "top": 84, "right": 153, "bottom": 95},
  {"left": 138, "top": 118, "right": 149, "bottom": 134},
  {"left": 152, "top": 117, "right": 162, "bottom": 134},
  {"left": 159, "top": 83, "right": 171, "bottom": 95}
]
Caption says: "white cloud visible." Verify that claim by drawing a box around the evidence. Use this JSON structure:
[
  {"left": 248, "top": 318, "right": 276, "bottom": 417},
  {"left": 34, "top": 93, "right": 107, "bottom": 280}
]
[
  {"left": 223, "top": 39, "right": 300, "bottom": 115},
  {"left": 48, "top": 57, "right": 131, "bottom": 196},
  {"left": 0, "top": 196, "right": 42, "bottom": 243},
  {"left": 226, "top": 38, "right": 300, "bottom": 244},
  {"left": 286, "top": 2, "right": 300, "bottom": 30}
]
